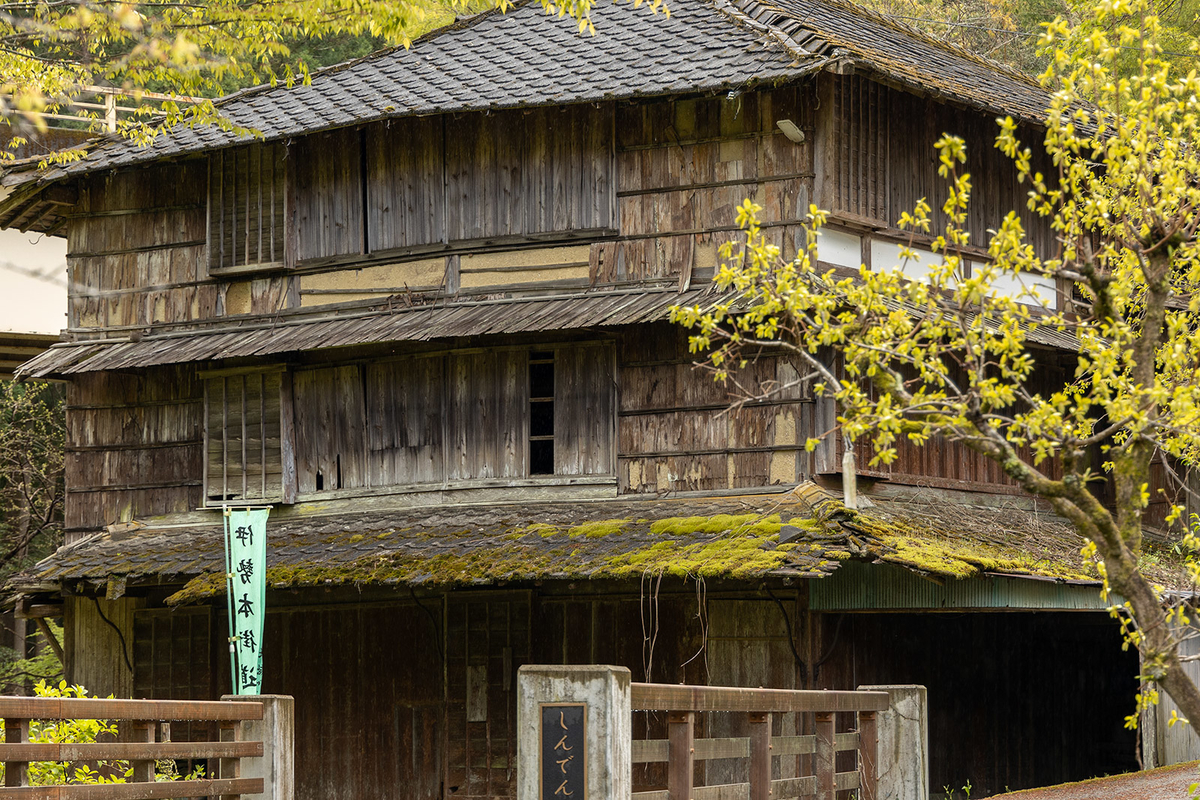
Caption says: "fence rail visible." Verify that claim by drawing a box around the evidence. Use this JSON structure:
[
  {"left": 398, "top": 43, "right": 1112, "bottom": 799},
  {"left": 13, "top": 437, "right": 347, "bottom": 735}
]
[
  {"left": 0, "top": 697, "right": 266, "bottom": 800},
  {"left": 630, "top": 682, "right": 888, "bottom": 800}
]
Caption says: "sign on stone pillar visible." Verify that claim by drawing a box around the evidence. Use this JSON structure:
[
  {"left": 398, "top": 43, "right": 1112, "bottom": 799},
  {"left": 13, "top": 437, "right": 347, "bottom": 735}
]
[
  {"left": 518, "top": 665, "right": 631, "bottom": 800},
  {"left": 541, "top": 703, "right": 586, "bottom": 798}
]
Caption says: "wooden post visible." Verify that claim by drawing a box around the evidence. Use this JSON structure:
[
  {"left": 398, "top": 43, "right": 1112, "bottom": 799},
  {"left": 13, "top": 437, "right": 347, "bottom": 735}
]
[
  {"left": 858, "top": 710, "right": 878, "bottom": 800},
  {"left": 219, "top": 720, "right": 242, "bottom": 800},
  {"left": 814, "top": 711, "right": 835, "bottom": 800},
  {"left": 667, "top": 710, "right": 694, "bottom": 800},
  {"left": 130, "top": 720, "right": 156, "bottom": 783},
  {"left": 749, "top": 712, "right": 771, "bottom": 800},
  {"left": 4, "top": 717, "right": 29, "bottom": 787}
]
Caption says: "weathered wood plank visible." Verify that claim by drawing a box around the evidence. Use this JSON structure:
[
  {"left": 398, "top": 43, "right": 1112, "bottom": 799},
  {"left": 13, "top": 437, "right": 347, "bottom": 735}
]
[
  {"left": 2, "top": 778, "right": 263, "bottom": 800},
  {"left": 631, "top": 684, "right": 889, "bottom": 713}
]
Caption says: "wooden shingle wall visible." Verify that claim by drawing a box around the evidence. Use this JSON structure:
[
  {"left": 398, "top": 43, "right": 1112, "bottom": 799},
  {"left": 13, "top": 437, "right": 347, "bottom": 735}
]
[
  {"left": 600, "top": 85, "right": 816, "bottom": 286},
  {"left": 617, "top": 324, "right": 835, "bottom": 494},
  {"left": 65, "top": 365, "right": 203, "bottom": 539},
  {"left": 67, "top": 160, "right": 298, "bottom": 333}
]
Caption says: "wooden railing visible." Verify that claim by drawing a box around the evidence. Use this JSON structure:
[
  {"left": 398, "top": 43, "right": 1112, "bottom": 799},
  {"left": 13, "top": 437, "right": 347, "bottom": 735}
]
[
  {"left": 0, "top": 697, "right": 265, "bottom": 798},
  {"left": 630, "top": 683, "right": 889, "bottom": 800}
]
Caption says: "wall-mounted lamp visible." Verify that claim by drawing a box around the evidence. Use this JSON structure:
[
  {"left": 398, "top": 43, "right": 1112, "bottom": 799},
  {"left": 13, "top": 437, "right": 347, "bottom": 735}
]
[{"left": 776, "top": 118, "right": 805, "bottom": 144}]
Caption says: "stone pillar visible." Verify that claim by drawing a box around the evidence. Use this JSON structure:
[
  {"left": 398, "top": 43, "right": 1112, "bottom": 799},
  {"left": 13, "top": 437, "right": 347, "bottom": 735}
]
[
  {"left": 518, "top": 665, "right": 631, "bottom": 800},
  {"left": 857, "top": 685, "right": 928, "bottom": 800},
  {"left": 221, "top": 694, "right": 295, "bottom": 800}
]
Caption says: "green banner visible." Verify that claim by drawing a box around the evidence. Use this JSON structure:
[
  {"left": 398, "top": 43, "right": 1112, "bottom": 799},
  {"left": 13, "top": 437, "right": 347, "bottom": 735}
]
[{"left": 223, "top": 507, "right": 269, "bottom": 695}]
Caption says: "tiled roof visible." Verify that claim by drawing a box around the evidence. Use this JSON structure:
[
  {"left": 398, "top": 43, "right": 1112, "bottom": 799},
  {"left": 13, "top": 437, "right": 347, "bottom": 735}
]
[
  {"left": 3, "top": 0, "right": 1053, "bottom": 186},
  {"left": 14, "top": 483, "right": 1101, "bottom": 603},
  {"left": 6, "top": 0, "right": 811, "bottom": 183},
  {"left": 728, "top": 0, "right": 1049, "bottom": 122}
]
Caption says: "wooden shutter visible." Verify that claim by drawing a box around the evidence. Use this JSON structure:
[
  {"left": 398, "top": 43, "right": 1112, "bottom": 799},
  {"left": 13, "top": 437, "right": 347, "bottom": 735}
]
[
  {"left": 208, "top": 141, "right": 287, "bottom": 270},
  {"left": 444, "top": 105, "right": 614, "bottom": 244},
  {"left": 292, "top": 128, "right": 365, "bottom": 263},
  {"left": 447, "top": 350, "right": 528, "bottom": 480},
  {"left": 203, "top": 369, "right": 284, "bottom": 504},
  {"left": 366, "top": 117, "right": 446, "bottom": 252},
  {"left": 292, "top": 365, "right": 368, "bottom": 494},
  {"left": 554, "top": 343, "right": 615, "bottom": 476}
]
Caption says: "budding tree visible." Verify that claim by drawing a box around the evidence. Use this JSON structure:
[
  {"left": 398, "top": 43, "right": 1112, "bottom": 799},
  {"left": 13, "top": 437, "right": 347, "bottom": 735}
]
[{"left": 674, "top": 1, "right": 1200, "bottom": 728}]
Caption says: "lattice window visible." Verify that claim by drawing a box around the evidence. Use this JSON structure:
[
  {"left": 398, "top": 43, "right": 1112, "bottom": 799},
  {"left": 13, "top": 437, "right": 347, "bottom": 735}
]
[
  {"left": 208, "top": 141, "right": 287, "bottom": 271},
  {"left": 203, "top": 368, "right": 284, "bottom": 504}
]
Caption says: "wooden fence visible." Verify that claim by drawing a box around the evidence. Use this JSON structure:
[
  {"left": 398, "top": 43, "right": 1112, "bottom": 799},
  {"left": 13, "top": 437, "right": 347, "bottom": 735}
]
[
  {"left": 630, "top": 683, "right": 889, "bottom": 800},
  {"left": 0, "top": 696, "right": 265, "bottom": 799}
]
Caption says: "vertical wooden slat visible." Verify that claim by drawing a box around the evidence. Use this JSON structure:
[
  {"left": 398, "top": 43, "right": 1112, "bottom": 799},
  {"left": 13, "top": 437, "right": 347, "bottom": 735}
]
[
  {"left": 749, "top": 711, "right": 771, "bottom": 800},
  {"left": 240, "top": 374, "right": 248, "bottom": 500},
  {"left": 221, "top": 377, "right": 229, "bottom": 501},
  {"left": 279, "top": 370, "right": 297, "bottom": 504},
  {"left": 667, "top": 710, "right": 694, "bottom": 800},
  {"left": 202, "top": 380, "right": 210, "bottom": 502},
  {"left": 260, "top": 372, "right": 267, "bottom": 498},
  {"left": 815, "top": 711, "right": 835, "bottom": 800},
  {"left": 231, "top": 149, "right": 238, "bottom": 269},
  {"left": 130, "top": 720, "right": 156, "bottom": 783},
  {"left": 4, "top": 718, "right": 29, "bottom": 787},
  {"left": 858, "top": 710, "right": 879, "bottom": 800},
  {"left": 217, "top": 151, "right": 225, "bottom": 269},
  {"left": 219, "top": 720, "right": 242, "bottom": 800},
  {"left": 256, "top": 144, "right": 264, "bottom": 264}
]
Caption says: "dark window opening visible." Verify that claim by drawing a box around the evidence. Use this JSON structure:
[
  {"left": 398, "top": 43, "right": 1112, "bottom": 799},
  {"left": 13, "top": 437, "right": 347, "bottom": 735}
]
[{"left": 530, "top": 351, "right": 555, "bottom": 475}]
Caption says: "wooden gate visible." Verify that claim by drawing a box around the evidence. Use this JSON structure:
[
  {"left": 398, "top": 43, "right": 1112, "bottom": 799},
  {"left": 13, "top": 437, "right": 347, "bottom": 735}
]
[{"left": 630, "top": 683, "right": 888, "bottom": 800}]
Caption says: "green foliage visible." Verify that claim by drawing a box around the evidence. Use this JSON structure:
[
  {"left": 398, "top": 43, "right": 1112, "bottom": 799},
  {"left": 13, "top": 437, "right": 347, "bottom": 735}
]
[
  {"left": 0, "top": 0, "right": 666, "bottom": 153},
  {"left": 0, "top": 620, "right": 64, "bottom": 693},
  {"left": 0, "top": 681, "right": 206, "bottom": 786},
  {"left": 0, "top": 380, "right": 64, "bottom": 583},
  {"left": 674, "top": 0, "right": 1200, "bottom": 733}
]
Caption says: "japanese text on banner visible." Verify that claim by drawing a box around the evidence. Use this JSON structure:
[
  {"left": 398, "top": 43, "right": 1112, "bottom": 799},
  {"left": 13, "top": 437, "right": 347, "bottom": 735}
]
[{"left": 224, "top": 507, "right": 269, "bottom": 695}]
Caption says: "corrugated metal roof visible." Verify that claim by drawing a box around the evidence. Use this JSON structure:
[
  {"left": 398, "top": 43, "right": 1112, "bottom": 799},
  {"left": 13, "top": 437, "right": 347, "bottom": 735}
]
[
  {"left": 811, "top": 561, "right": 1105, "bottom": 611},
  {"left": 17, "top": 287, "right": 718, "bottom": 378}
]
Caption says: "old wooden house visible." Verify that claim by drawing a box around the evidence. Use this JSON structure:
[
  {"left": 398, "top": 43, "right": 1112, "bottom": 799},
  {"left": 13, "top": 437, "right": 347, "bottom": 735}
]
[{"left": 0, "top": 0, "right": 1163, "bottom": 795}]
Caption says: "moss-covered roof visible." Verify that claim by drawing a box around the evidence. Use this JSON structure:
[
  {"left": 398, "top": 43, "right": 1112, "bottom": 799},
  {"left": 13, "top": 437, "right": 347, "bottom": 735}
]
[{"left": 16, "top": 483, "right": 1108, "bottom": 605}]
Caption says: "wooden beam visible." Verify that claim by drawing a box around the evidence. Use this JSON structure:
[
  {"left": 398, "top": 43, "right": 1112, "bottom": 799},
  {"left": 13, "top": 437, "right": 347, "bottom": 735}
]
[
  {"left": 0, "top": 697, "right": 263, "bottom": 722},
  {"left": 631, "top": 683, "right": 889, "bottom": 713},
  {"left": 1, "top": 777, "right": 262, "bottom": 799}
]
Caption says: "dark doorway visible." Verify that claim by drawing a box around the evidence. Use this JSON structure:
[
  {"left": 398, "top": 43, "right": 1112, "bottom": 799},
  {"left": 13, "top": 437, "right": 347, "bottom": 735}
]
[{"left": 818, "top": 611, "right": 1139, "bottom": 797}]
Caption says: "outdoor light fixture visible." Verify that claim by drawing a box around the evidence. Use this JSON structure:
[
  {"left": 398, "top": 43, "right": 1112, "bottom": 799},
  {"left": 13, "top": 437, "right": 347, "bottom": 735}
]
[{"left": 776, "top": 118, "right": 805, "bottom": 143}]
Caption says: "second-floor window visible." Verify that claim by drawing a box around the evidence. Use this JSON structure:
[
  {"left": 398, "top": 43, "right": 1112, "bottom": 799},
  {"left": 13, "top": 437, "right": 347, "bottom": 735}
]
[{"left": 202, "top": 343, "right": 614, "bottom": 505}]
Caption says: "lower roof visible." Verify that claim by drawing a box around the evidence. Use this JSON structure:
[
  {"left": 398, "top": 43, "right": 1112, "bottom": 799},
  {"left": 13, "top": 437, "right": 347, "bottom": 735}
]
[
  {"left": 18, "top": 286, "right": 713, "bottom": 379},
  {"left": 15, "top": 483, "right": 1103, "bottom": 607}
]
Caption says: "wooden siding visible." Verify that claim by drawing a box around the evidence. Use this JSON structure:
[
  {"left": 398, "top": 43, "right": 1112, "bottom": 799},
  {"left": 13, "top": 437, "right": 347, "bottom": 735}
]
[
  {"left": 365, "top": 356, "right": 446, "bottom": 485},
  {"left": 64, "top": 595, "right": 143, "bottom": 697},
  {"left": 617, "top": 324, "right": 834, "bottom": 494},
  {"left": 293, "top": 365, "right": 368, "bottom": 494},
  {"left": 67, "top": 160, "right": 298, "bottom": 332},
  {"left": 73, "top": 581, "right": 1140, "bottom": 800},
  {"left": 447, "top": 350, "right": 528, "bottom": 481},
  {"left": 65, "top": 366, "right": 203, "bottom": 538},
  {"left": 287, "top": 343, "right": 615, "bottom": 497},
  {"left": 818, "top": 73, "right": 1056, "bottom": 258},
  {"left": 444, "top": 593, "right": 530, "bottom": 799},
  {"left": 366, "top": 116, "right": 446, "bottom": 252},
  {"left": 600, "top": 85, "right": 816, "bottom": 286},
  {"left": 293, "top": 128, "right": 366, "bottom": 263}
]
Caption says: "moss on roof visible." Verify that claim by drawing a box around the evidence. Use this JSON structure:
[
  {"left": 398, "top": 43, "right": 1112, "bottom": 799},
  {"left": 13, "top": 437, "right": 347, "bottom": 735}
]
[{"left": 15, "top": 482, "right": 1119, "bottom": 605}]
